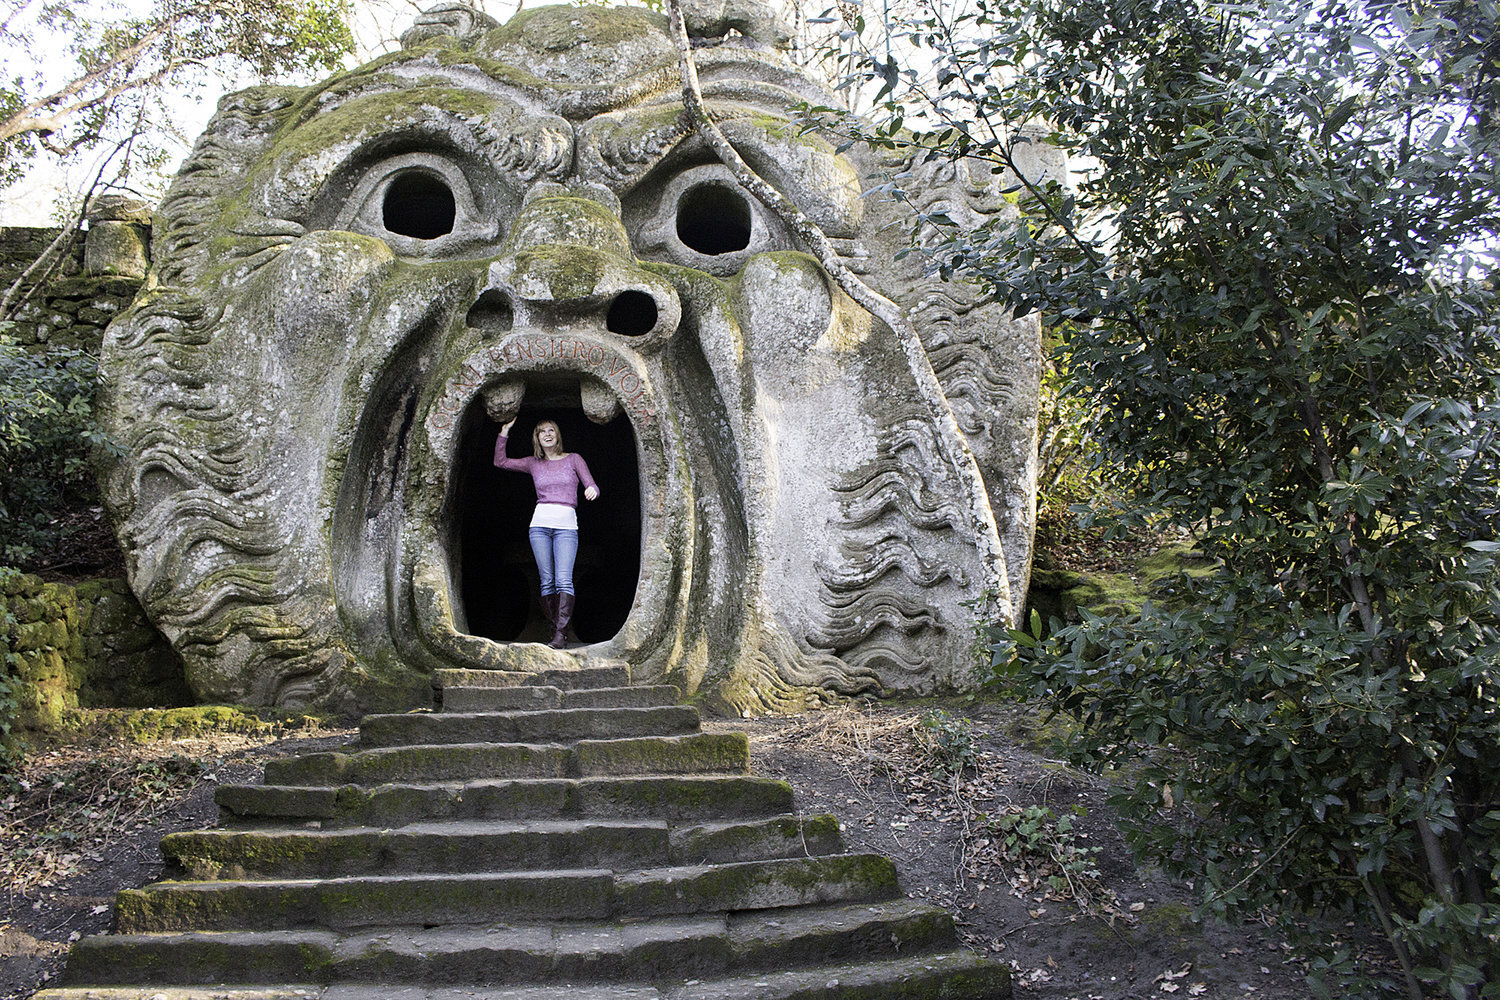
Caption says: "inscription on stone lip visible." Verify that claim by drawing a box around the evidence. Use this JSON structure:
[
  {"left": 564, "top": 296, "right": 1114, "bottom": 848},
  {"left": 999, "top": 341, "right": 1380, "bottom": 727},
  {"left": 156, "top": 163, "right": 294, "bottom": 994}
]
[{"left": 427, "top": 333, "right": 658, "bottom": 436}]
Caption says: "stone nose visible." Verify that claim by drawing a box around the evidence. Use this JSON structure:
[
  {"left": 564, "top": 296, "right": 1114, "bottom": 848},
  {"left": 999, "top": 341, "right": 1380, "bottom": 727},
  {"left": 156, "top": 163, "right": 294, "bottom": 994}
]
[{"left": 467, "top": 188, "right": 681, "bottom": 340}]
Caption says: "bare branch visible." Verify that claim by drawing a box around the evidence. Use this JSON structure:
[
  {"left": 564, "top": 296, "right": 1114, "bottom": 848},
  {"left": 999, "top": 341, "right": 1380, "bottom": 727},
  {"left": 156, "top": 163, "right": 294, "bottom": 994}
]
[
  {"left": 0, "top": 15, "right": 181, "bottom": 145},
  {"left": 0, "top": 138, "right": 129, "bottom": 323}
]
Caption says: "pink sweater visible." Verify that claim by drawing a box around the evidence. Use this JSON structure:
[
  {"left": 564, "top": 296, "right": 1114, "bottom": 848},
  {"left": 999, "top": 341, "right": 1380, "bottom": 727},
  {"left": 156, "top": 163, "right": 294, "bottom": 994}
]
[{"left": 493, "top": 434, "right": 598, "bottom": 507}]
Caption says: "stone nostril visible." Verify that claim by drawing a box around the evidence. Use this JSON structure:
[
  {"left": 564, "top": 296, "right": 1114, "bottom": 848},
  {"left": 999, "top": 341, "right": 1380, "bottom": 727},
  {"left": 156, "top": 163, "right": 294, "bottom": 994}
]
[
  {"left": 606, "top": 290, "right": 658, "bottom": 337},
  {"left": 466, "top": 289, "right": 513, "bottom": 334}
]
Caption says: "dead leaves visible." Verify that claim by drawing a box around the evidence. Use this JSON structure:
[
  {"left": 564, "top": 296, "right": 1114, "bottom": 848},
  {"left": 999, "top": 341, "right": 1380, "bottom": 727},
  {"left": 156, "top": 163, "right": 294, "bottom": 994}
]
[
  {"left": 0, "top": 731, "right": 324, "bottom": 896},
  {"left": 1154, "top": 962, "right": 1208, "bottom": 995}
]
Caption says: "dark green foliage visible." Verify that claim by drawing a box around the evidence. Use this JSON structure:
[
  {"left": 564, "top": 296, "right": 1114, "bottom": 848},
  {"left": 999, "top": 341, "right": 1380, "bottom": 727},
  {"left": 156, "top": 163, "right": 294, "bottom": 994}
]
[
  {"left": 806, "top": 0, "right": 1500, "bottom": 994},
  {"left": 0, "top": 334, "right": 114, "bottom": 565},
  {"left": 1, "top": 568, "right": 24, "bottom": 784}
]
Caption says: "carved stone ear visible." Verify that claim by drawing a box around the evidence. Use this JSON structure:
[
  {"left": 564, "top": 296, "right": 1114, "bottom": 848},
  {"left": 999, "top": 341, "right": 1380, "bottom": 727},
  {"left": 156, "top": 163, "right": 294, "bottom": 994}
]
[
  {"left": 400, "top": 1, "right": 501, "bottom": 50},
  {"left": 681, "top": 0, "right": 792, "bottom": 49}
]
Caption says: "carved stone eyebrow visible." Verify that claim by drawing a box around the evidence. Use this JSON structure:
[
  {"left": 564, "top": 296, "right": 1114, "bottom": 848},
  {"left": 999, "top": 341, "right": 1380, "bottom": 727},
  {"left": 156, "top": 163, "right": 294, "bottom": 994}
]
[
  {"left": 578, "top": 103, "right": 864, "bottom": 241},
  {"left": 260, "top": 83, "right": 575, "bottom": 229}
]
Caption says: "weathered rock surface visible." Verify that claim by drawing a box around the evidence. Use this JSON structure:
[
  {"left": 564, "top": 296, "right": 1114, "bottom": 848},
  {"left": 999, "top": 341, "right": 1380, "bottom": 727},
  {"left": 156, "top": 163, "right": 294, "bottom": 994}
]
[
  {"left": 38, "top": 665, "right": 1012, "bottom": 1000},
  {"left": 96, "top": 0, "right": 1042, "bottom": 714}
]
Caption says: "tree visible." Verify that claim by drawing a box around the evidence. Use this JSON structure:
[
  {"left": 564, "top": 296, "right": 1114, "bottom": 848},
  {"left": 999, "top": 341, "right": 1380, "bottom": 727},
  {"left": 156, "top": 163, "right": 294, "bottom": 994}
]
[
  {"left": 0, "top": 0, "right": 354, "bottom": 193},
  {"left": 0, "top": 0, "right": 357, "bottom": 567},
  {"left": 802, "top": 0, "right": 1500, "bottom": 995}
]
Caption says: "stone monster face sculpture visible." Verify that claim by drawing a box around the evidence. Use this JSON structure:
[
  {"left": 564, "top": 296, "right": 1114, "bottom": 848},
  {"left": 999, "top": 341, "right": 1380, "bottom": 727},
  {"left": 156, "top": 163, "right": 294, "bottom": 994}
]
[{"left": 99, "top": 2, "right": 1040, "bottom": 714}]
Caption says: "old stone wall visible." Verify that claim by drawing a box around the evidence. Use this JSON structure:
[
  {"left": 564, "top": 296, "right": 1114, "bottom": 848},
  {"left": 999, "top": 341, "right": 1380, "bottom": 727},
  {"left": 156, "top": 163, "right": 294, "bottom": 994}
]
[
  {"left": 0, "top": 196, "right": 150, "bottom": 351},
  {"left": 0, "top": 197, "right": 184, "bottom": 733},
  {"left": 1, "top": 572, "right": 191, "bottom": 732}
]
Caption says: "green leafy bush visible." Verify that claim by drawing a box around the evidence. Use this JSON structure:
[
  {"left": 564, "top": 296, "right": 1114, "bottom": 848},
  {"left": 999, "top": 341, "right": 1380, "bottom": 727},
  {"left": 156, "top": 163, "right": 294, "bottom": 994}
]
[
  {"left": 0, "top": 333, "right": 112, "bottom": 565},
  {"left": 801, "top": 0, "right": 1500, "bottom": 993}
]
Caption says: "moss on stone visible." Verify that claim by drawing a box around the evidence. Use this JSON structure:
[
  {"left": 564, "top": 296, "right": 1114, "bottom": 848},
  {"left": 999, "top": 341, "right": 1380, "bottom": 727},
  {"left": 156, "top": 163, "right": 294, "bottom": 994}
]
[
  {"left": 488, "top": 5, "right": 667, "bottom": 51},
  {"left": 50, "top": 704, "right": 326, "bottom": 744},
  {"left": 1136, "top": 901, "right": 1201, "bottom": 940},
  {"left": 1025, "top": 542, "right": 1220, "bottom": 631},
  {"left": 513, "top": 244, "right": 606, "bottom": 302},
  {"left": 519, "top": 195, "right": 631, "bottom": 248},
  {"left": 1, "top": 574, "right": 191, "bottom": 732}
]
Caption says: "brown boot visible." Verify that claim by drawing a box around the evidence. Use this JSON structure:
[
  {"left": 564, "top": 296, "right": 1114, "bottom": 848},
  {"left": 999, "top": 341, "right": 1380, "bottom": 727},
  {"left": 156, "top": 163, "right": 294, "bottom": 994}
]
[
  {"left": 539, "top": 592, "right": 559, "bottom": 634},
  {"left": 550, "top": 593, "right": 575, "bottom": 649}
]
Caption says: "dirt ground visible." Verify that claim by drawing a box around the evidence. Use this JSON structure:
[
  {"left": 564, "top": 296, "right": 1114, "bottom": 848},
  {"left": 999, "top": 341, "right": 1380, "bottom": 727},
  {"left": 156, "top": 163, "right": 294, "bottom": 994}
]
[{"left": 0, "top": 701, "right": 1374, "bottom": 1000}]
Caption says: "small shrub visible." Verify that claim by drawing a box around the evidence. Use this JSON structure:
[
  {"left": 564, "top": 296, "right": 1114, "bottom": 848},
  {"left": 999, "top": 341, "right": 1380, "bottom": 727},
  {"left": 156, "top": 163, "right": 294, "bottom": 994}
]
[
  {"left": 988, "top": 802, "right": 1108, "bottom": 905},
  {"left": 0, "top": 332, "right": 115, "bottom": 566},
  {"left": 915, "top": 707, "right": 978, "bottom": 779}
]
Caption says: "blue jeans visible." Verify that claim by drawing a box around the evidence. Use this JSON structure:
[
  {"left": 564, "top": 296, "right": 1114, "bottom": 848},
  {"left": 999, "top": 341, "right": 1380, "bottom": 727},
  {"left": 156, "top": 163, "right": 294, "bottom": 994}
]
[{"left": 528, "top": 527, "right": 578, "bottom": 596}]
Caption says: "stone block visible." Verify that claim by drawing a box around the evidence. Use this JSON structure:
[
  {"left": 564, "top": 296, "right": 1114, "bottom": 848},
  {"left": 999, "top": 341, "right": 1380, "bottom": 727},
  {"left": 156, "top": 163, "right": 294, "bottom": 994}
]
[
  {"left": 84, "top": 221, "right": 149, "bottom": 278},
  {"left": 12, "top": 620, "right": 53, "bottom": 653}
]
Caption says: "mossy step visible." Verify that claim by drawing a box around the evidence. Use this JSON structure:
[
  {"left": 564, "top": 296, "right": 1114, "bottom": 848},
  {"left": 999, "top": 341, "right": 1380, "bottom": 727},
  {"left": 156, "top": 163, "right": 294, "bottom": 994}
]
[
  {"left": 667, "top": 949, "right": 1011, "bottom": 999},
  {"left": 38, "top": 948, "right": 1011, "bottom": 999},
  {"left": 434, "top": 665, "right": 629, "bottom": 691},
  {"left": 115, "top": 855, "right": 899, "bottom": 933},
  {"left": 64, "top": 900, "right": 953, "bottom": 987},
  {"left": 115, "top": 869, "right": 618, "bottom": 932},
  {"left": 262, "top": 732, "right": 747, "bottom": 785},
  {"left": 161, "top": 819, "right": 673, "bottom": 880},
  {"left": 35, "top": 987, "right": 646, "bottom": 999},
  {"left": 615, "top": 854, "right": 900, "bottom": 917},
  {"left": 440, "top": 684, "right": 681, "bottom": 712},
  {"left": 356, "top": 706, "right": 700, "bottom": 747},
  {"left": 216, "top": 775, "right": 795, "bottom": 828},
  {"left": 35, "top": 990, "right": 323, "bottom": 1000},
  {"left": 34, "top": 987, "right": 642, "bottom": 999},
  {"left": 164, "top": 815, "right": 845, "bottom": 881},
  {"left": 669, "top": 814, "right": 844, "bottom": 865}
]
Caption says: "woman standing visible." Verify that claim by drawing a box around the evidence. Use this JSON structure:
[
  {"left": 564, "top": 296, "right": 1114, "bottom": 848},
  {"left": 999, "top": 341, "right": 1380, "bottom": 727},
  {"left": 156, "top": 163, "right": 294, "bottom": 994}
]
[{"left": 494, "top": 417, "right": 600, "bottom": 648}]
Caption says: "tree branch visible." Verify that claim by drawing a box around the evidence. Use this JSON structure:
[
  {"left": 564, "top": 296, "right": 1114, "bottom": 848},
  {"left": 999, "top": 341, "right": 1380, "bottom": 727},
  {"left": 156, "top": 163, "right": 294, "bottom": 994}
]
[{"left": 0, "top": 15, "right": 180, "bottom": 145}]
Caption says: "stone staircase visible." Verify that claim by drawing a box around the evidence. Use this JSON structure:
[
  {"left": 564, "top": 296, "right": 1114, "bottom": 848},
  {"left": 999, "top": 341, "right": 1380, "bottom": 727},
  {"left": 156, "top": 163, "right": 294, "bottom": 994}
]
[{"left": 36, "top": 665, "right": 1012, "bottom": 999}]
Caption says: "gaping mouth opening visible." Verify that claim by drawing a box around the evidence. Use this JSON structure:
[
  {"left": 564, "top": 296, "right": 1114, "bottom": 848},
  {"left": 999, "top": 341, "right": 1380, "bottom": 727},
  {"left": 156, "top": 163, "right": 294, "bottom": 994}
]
[{"left": 450, "top": 375, "right": 642, "bottom": 645}]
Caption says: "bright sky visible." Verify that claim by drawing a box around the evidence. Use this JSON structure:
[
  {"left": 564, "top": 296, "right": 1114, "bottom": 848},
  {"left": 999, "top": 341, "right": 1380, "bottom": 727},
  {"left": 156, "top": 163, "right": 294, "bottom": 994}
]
[{"left": 0, "top": 0, "right": 520, "bottom": 225}]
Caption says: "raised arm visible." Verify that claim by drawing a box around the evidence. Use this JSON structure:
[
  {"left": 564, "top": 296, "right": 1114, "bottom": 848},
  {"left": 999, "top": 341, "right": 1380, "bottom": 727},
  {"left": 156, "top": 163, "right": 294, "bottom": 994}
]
[{"left": 493, "top": 419, "right": 533, "bottom": 472}]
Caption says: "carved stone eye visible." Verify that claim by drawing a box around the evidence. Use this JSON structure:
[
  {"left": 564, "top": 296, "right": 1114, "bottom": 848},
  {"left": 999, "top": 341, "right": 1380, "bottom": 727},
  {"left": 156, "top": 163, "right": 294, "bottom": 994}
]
[
  {"left": 326, "top": 152, "right": 496, "bottom": 256},
  {"left": 382, "top": 171, "right": 457, "bottom": 240},
  {"left": 675, "top": 182, "right": 752, "bottom": 256}
]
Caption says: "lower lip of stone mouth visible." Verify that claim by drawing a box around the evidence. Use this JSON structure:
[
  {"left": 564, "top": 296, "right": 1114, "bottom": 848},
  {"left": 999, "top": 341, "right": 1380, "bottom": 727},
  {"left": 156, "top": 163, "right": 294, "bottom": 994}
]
[{"left": 440, "top": 372, "right": 644, "bottom": 650}]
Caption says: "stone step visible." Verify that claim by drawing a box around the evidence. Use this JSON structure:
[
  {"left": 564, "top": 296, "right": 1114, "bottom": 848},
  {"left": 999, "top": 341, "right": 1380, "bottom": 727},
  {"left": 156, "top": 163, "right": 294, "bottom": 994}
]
[
  {"left": 434, "top": 665, "right": 628, "bottom": 691},
  {"left": 669, "top": 814, "right": 843, "bottom": 866},
  {"left": 615, "top": 854, "right": 899, "bottom": 917},
  {"left": 39, "top": 949, "right": 1010, "bottom": 999},
  {"left": 161, "top": 815, "right": 844, "bottom": 881},
  {"left": 160, "top": 819, "right": 668, "bottom": 880},
  {"left": 440, "top": 684, "right": 681, "bottom": 712},
  {"left": 216, "top": 775, "right": 796, "bottom": 828},
  {"left": 356, "top": 705, "right": 700, "bottom": 747},
  {"left": 114, "top": 855, "right": 899, "bottom": 933},
  {"left": 261, "top": 732, "right": 747, "bottom": 786},
  {"left": 65, "top": 900, "right": 954, "bottom": 986}
]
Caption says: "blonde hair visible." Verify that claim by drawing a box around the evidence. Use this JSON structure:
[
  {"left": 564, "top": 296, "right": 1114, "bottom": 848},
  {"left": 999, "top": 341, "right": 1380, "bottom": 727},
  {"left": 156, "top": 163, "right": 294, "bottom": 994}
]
[{"left": 532, "top": 419, "right": 564, "bottom": 460}]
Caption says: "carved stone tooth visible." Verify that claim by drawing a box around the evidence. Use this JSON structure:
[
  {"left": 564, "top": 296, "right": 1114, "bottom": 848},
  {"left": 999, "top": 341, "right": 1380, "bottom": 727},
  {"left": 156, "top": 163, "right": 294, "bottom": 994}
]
[
  {"left": 481, "top": 377, "right": 525, "bottom": 422},
  {"left": 580, "top": 378, "right": 623, "bottom": 425}
]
